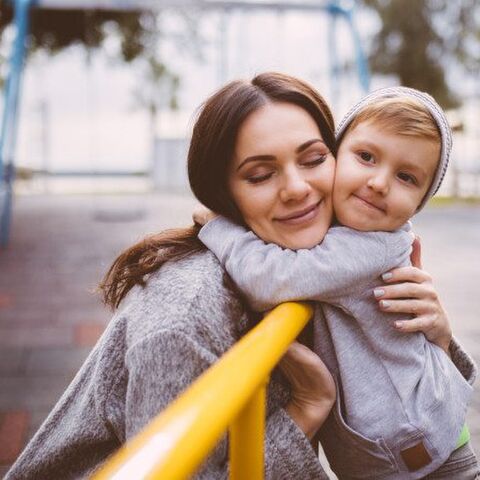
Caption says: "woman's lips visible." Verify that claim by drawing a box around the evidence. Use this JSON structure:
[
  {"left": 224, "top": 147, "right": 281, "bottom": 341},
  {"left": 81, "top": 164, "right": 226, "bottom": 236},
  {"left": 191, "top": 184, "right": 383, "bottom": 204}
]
[
  {"left": 275, "top": 201, "right": 322, "bottom": 225},
  {"left": 352, "top": 194, "right": 386, "bottom": 213}
]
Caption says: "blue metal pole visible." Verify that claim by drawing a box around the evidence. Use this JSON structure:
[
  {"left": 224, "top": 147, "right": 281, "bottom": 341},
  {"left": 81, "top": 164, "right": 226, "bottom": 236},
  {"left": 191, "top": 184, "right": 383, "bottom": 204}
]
[
  {"left": 343, "top": 4, "right": 370, "bottom": 93},
  {"left": 327, "top": 2, "right": 340, "bottom": 108},
  {"left": 0, "top": 0, "right": 35, "bottom": 246},
  {"left": 327, "top": 0, "right": 370, "bottom": 93}
]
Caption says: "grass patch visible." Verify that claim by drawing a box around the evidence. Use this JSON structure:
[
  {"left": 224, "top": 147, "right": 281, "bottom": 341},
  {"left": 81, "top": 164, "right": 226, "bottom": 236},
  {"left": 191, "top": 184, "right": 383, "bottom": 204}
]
[{"left": 428, "top": 196, "right": 480, "bottom": 207}]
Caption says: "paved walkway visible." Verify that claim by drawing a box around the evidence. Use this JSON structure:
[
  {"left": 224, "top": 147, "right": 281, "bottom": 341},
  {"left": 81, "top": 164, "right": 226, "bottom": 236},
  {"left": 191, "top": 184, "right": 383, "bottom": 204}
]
[{"left": 0, "top": 193, "right": 479, "bottom": 476}]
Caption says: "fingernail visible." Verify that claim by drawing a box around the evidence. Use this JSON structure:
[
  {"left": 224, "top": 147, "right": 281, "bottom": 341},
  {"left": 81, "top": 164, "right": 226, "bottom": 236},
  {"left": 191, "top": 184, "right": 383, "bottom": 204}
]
[
  {"left": 373, "top": 288, "right": 385, "bottom": 298},
  {"left": 395, "top": 321, "right": 404, "bottom": 329},
  {"left": 382, "top": 272, "right": 393, "bottom": 281},
  {"left": 380, "top": 300, "right": 390, "bottom": 309}
]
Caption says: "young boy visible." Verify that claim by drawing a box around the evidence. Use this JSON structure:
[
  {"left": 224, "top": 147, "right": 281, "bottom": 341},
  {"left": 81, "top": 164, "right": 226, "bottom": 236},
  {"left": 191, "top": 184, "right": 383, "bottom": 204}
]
[{"left": 196, "top": 87, "right": 478, "bottom": 478}]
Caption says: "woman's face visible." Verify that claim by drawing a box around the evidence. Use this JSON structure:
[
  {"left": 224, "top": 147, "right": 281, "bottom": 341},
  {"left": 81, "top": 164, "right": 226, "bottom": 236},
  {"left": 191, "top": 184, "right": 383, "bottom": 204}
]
[{"left": 228, "top": 102, "right": 335, "bottom": 249}]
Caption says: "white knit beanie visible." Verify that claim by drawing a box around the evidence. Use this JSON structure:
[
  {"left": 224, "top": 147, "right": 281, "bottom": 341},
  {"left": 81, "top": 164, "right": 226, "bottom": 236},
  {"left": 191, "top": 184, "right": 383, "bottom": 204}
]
[{"left": 335, "top": 86, "right": 452, "bottom": 211}]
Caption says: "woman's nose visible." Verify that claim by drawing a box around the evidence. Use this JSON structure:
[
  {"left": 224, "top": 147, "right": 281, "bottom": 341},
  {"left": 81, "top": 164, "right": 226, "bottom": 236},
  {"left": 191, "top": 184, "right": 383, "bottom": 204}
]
[
  {"left": 367, "top": 171, "right": 389, "bottom": 195},
  {"left": 279, "top": 170, "right": 311, "bottom": 202}
]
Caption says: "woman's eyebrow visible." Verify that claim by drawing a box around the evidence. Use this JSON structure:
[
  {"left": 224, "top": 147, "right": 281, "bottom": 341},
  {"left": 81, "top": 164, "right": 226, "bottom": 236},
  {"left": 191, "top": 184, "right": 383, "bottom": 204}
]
[
  {"left": 237, "top": 138, "right": 325, "bottom": 171},
  {"left": 236, "top": 154, "right": 275, "bottom": 171},
  {"left": 295, "top": 138, "right": 325, "bottom": 153}
]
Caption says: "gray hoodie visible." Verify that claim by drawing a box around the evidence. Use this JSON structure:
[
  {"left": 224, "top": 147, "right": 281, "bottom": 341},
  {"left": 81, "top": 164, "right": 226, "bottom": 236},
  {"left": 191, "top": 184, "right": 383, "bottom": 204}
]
[{"left": 199, "top": 217, "right": 476, "bottom": 479}]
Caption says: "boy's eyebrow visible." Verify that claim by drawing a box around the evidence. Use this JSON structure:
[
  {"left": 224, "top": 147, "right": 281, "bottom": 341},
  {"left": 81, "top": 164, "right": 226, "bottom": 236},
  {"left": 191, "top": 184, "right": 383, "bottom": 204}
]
[
  {"left": 237, "top": 138, "right": 325, "bottom": 171},
  {"left": 401, "top": 160, "right": 429, "bottom": 180},
  {"left": 350, "top": 138, "right": 381, "bottom": 153}
]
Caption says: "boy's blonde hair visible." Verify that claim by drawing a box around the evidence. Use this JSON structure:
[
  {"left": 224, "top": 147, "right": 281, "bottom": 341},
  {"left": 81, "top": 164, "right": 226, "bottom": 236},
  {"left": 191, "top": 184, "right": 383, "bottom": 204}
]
[
  {"left": 336, "top": 87, "right": 452, "bottom": 211},
  {"left": 341, "top": 97, "right": 441, "bottom": 143}
]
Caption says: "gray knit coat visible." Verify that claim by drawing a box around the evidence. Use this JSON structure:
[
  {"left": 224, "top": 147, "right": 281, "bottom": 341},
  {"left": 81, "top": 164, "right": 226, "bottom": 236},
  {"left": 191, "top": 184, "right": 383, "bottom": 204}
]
[{"left": 5, "top": 251, "right": 328, "bottom": 480}]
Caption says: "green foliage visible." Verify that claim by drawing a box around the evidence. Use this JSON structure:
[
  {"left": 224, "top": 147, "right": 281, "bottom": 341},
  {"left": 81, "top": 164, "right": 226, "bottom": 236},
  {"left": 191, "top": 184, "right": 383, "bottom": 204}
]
[
  {"left": 0, "top": 51, "right": 5, "bottom": 90},
  {"left": 432, "top": 0, "right": 480, "bottom": 75},
  {"left": 361, "top": 0, "right": 480, "bottom": 108},
  {"left": 0, "top": 5, "right": 148, "bottom": 60},
  {"left": 0, "top": 5, "right": 151, "bottom": 97},
  {"left": 0, "top": 5, "right": 203, "bottom": 110},
  {"left": 132, "top": 54, "right": 181, "bottom": 113}
]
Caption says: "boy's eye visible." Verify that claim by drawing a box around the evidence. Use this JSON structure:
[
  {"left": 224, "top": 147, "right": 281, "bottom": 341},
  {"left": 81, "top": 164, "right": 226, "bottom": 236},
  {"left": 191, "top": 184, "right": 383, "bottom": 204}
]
[
  {"left": 358, "top": 151, "right": 374, "bottom": 163},
  {"left": 397, "top": 172, "right": 418, "bottom": 185}
]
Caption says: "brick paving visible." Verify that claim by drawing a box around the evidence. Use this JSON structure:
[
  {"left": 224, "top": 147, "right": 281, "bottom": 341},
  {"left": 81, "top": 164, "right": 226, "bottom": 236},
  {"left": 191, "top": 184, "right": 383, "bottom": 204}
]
[
  {"left": 0, "top": 412, "right": 29, "bottom": 465},
  {"left": 0, "top": 193, "right": 479, "bottom": 477}
]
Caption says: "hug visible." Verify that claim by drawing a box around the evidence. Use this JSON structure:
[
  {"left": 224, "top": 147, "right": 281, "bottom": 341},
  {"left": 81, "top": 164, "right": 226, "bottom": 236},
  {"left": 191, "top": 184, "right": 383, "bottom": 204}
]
[{"left": 6, "top": 72, "right": 479, "bottom": 479}]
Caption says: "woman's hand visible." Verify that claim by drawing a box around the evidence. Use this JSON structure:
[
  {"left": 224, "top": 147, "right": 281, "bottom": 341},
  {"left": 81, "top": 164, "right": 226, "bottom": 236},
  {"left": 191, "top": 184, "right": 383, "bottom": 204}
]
[
  {"left": 281, "top": 341, "right": 336, "bottom": 439},
  {"left": 193, "top": 204, "right": 218, "bottom": 226},
  {"left": 375, "top": 236, "right": 452, "bottom": 353}
]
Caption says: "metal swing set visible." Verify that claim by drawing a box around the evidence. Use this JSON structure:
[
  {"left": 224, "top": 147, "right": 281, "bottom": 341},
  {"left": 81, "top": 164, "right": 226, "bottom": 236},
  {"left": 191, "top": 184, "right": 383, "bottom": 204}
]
[{"left": 0, "top": 0, "right": 370, "bottom": 247}]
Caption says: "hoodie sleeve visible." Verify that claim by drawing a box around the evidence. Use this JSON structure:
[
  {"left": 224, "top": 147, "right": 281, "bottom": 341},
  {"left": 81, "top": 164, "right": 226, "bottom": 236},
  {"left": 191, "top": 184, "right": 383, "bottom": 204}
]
[
  {"left": 125, "top": 329, "right": 328, "bottom": 480},
  {"left": 199, "top": 216, "right": 413, "bottom": 311}
]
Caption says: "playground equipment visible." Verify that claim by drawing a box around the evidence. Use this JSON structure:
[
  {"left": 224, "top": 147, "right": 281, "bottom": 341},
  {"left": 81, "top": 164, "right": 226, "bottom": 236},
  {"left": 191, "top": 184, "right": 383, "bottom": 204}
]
[
  {"left": 92, "top": 302, "right": 313, "bottom": 480},
  {"left": 0, "top": 0, "right": 35, "bottom": 247},
  {"left": 0, "top": 0, "right": 370, "bottom": 246}
]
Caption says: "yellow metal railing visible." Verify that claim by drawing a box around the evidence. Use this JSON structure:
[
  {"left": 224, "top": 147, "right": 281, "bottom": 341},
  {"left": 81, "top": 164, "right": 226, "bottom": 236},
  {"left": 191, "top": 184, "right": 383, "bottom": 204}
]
[{"left": 92, "top": 302, "right": 313, "bottom": 480}]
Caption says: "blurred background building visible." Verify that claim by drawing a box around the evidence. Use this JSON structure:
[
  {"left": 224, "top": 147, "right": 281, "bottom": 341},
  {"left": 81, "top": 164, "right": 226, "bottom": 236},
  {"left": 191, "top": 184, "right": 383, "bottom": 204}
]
[{"left": 1, "top": 0, "right": 479, "bottom": 201}]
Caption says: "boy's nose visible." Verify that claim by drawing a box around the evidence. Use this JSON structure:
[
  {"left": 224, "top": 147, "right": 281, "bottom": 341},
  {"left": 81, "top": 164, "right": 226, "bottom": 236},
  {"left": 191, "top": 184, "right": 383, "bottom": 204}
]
[{"left": 367, "top": 172, "right": 389, "bottom": 195}]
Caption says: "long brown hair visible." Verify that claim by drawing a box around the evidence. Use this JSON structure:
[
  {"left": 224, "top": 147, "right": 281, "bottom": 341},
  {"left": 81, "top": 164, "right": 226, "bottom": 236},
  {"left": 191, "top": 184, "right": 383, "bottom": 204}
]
[{"left": 100, "top": 72, "right": 336, "bottom": 309}]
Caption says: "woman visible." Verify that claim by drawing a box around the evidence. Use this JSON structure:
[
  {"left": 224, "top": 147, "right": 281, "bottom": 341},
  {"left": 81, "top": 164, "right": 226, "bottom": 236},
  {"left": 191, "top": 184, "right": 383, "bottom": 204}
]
[{"left": 6, "top": 73, "right": 464, "bottom": 480}]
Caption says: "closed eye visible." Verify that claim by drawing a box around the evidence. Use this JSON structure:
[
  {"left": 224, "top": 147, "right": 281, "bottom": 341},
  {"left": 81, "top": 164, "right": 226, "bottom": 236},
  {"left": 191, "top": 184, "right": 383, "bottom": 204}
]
[
  {"left": 302, "top": 154, "right": 327, "bottom": 167},
  {"left": 246, "top": 172, "right": 274, "bottom": 184}
]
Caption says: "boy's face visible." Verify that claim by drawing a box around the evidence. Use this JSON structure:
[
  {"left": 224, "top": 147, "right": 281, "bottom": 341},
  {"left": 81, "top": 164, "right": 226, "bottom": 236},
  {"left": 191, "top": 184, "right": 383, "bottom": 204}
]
[{"left": 333, "top": 121, "right": 440, "bottom": 231}]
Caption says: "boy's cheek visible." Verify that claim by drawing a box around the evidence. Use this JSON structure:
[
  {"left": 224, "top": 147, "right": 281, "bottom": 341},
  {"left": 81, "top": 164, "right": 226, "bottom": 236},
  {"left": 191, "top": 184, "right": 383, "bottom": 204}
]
[
  {"left": 331, "top": 171, "right": 352, "bottom": 210},
  {"left": 330, "top": 194, "right": 349, "bottom": 227},
  {"left": 330, "top": 184, "right": 343, "bottom": 217}
]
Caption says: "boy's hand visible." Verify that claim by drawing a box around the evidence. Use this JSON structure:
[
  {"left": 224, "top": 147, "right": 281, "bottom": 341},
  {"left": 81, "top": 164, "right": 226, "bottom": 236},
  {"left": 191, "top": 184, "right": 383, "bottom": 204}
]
[{"left": 193, "top": 204, "right": 218, "bottom": 226}]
